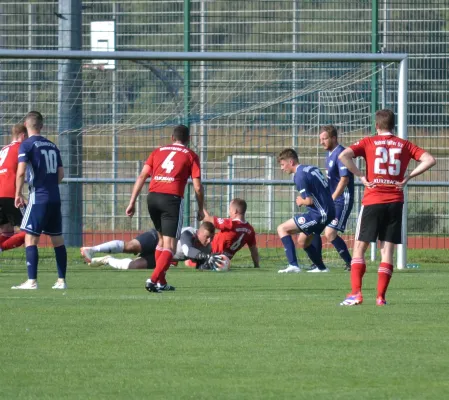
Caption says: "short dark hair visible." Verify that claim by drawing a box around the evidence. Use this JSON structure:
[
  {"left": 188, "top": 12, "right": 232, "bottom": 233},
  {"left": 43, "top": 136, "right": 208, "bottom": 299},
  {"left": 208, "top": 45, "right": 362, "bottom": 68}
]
[
  {"left": 200, "top": 221, "right": 215, "bottom": 234},
  {"left": 375, "top": 109, "right": 395, "bottom": 131},
  {"left": 172, "top": 125, "right": 190, "bottom": 144},
  {"left": 11, "top": 123, "right": 27, "bottom": 138},
  {"left": 25, "top": 111, "right": 44, "bottom": 130},
  {"left": 277, "top": 148, "right": 299, "bottom": 163},
  {"left": 320, "top": 125, "right": 338, "bottom": 138},
  {"left": 231, "top": 198, "right": 247, "bottom": 215}
]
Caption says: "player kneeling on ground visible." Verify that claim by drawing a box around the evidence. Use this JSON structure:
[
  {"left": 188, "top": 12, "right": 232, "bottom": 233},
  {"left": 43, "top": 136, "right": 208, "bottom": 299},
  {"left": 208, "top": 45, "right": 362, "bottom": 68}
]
[{"left": 80, "top": 222, "right": 224, "bottom": 288}]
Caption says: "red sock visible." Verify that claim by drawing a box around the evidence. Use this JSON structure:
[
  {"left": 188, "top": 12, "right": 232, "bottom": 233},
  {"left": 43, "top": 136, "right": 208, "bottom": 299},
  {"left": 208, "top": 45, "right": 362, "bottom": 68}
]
[
  {"left": 0, "top": 231, "right": 26, "bottom": 251},
  {"left": 0, "top": 232, "right": 14, "bottom": 246},
  {"left": 350, "top": 258, "right": 366, "bottom": 294},
  {"left": 158, "top": 271, "right": 167, "bottom": 286},
  {"left": 150, "top": 248, "right": 173, "bottom": 283},
  {"left": 155, "top": 246, "right": 163, "bottom": 261},
  {"left": 377, "top": 262, "right": 393, "bottom": 298}
]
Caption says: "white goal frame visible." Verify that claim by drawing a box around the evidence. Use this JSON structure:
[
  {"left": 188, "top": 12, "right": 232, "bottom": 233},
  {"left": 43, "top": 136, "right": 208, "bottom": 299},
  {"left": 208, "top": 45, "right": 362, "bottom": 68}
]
[{"left": 0, "top": 49, "right": 409, "bottom": 269}]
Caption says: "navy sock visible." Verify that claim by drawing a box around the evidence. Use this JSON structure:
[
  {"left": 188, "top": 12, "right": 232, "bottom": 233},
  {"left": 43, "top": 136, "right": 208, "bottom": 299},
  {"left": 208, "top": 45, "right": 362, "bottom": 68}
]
[
  {"left": 304, "top": 243, "right": 326, "bottom": 270},
  {"left": 331, "top": 236, "right": 352, "bottom": 264},
  {"left": 54, "top": 245, "right": 67, "bottom": 279},
  {"left": 26, "top": 245, "right": 39, "bottom": 279},
  {"left": 311, "top": 234, "right": 323, "bottom": 257},
  {"left": 281, "top": 236, "right": 298, "bottom": 267}
]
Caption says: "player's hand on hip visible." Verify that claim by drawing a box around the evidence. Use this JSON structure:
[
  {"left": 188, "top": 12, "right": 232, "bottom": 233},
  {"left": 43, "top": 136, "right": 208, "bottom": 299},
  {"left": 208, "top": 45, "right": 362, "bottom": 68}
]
[
  {"left": 295, "top": 196, "right": 303, "bottom": 206},
  {"left": 126, "top": 203, "right": 135, "bottom": 217},
  {"left": 360, "top": 176, "right": 375, "bottom": 189},
  {"left": 396, "top": 176, "right": 409, "bottom": 191},
  {"left": 197, "top": 209, "right": 205, "bottom": 221},
  {"left": 15, "top": 195, "right": 25, "bottom": 209}
]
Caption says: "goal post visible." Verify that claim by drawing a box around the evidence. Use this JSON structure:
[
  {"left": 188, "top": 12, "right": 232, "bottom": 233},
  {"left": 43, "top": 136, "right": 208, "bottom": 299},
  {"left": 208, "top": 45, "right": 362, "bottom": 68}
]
[{"left": 0, "top": 49, "right": 409, "bottom": 269}]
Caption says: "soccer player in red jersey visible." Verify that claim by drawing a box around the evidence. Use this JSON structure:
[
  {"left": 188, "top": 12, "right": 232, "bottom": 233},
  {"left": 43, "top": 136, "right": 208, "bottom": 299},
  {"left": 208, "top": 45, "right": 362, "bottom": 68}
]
[
  {"left": 202, "top": 198, "right": 260, "bottom": 269},
  {"left": 338, "top": 109, "right": 436, "bottom": 306},
  {"left": 0, "top": 124, "right": 28, "bottom": 253},
  {"left": 126, "top": 125, "right": 204, "bottom": 292}
]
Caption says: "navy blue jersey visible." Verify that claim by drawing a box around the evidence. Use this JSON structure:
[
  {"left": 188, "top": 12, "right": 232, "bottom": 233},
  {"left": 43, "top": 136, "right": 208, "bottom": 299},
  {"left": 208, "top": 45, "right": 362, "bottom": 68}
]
[
  {"left": 18, "top": 135, "right": 63, "bottom": 204},
  {"left": 326, "top": 144, "right": 354, "bottom": 205},
  {"left": 294, "top": 164, "right": 335, "bottom": 221}
]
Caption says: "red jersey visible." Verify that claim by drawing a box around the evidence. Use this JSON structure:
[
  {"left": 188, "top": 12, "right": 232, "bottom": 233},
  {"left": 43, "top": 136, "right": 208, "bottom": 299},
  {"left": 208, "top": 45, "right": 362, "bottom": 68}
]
[
  {"left": 211, "top": 217, "right": 257, "bottom": 259},
  {"left": 0, "top": 141, "right": 20, "bottom": 198},
  {"left": 145, "top": 143, "right": 201, "bottom": 197},
  {"left": 350, "top": 133, "right": 425, "bottom": 205}
]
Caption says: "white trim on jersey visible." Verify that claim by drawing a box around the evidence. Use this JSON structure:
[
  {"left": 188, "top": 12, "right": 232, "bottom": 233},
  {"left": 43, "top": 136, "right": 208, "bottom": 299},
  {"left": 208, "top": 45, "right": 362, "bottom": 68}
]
[
  {"left": 355, "top": 205, "right": 364, "bottom": 241},
  {"left": 20, "top": 187, "right": 35, "bottom": 231},
  {"left": 337, "top": 188, "right": 351, "bottom": 231},
  {"left": 310, "top": 193, "right": 327, "bottom": 223}
]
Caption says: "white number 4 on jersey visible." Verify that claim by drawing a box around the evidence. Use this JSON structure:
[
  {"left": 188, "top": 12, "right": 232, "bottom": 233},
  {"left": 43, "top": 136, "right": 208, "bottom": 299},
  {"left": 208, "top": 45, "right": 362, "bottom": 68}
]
[{"left": 161, "top": 151, "right": 176, "bottom": 173}]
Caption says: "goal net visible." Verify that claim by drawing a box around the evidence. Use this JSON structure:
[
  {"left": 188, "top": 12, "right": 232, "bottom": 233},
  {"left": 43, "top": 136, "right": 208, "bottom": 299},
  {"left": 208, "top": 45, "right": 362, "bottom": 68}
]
[{"left": 0, "top": 54, "right": 403, "bottom": 268}]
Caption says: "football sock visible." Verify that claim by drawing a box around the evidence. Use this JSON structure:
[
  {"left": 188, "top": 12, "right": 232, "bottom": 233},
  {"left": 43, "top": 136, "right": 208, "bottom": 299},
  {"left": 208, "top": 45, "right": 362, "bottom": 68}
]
[
  {"left": 311, "top": 234, "right": 322, "bottom": 256},
  {"left": 304, "top": 243, "right": 326, "bottom": 270},
  {"left": 92, "top": 240, "right": 124, "bottom": 254},
  {"left": 26, "top": 245, "right": 39, "bottom": 280},
  {"left": 107, "top": 257, "right": 132, "bottom": 270},
  {"left": 280, "top": 236, "right": 299, "bottom": 267},
  {"left": 158, "top": 271, "right": 167, "bottom": 286},
  {"left": 377, "top": 262, "right": 393, "bottom": 298},
  {"left": 155, "top": 246, "right": 163, "bottom": 261},
  {"left": 54, "top": 245, "right": 67, "bottom": 279},
  {"left": 150, "top": 248, "right": 173, "bottom": 283},
  {"left": 0, "top": 231, "right": 25, "bottom": 251},
  {"left": 331, "top": 236, "right": 352, "bottom": 264},
  {"left": 350, "top": 258, "right": 366, "bottom": 293}
]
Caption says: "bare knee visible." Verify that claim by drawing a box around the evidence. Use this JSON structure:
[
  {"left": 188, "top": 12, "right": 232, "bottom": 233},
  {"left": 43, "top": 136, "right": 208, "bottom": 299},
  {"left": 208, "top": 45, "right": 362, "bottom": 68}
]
[
  {"left": 353, "top": 240, "right": 369, "bottom": 259},
  {"left": 124, "top": 239, "right": 141, "bottom": 254},
  {"left": 324, "top": 227, "right": 337, "bottom": 242}
]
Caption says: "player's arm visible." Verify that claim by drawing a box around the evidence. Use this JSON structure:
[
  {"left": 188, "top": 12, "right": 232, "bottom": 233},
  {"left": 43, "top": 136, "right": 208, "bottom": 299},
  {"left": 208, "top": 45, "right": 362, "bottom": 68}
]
[
  {"left": 180, "top": 230, "right": 210, "bottom": 261},
  {"left": 296, "top": 195, "right": 314, "bottom": 207},
  {"left": 396, "top": 152, "right": 436, "bottom": 189},
  {"left": 192, "top": 177, "right": 205, "bottom": 221},
  {"left": 338, "top": 147, "right": 373, "bottom": 188},
  {"left": 126, "top": 164, "right": 151, "bottom": 217},
  {"left": 331, "top": 176, "right": 349, "bottom": 200},
  {"left": 57, "top": 166, "right": 64, "bottom": 184},
  {"left": 201, "top": 208, "right": 214, "bottom": 224},
  {"left": 15, "top": 161, "right": 27, "bottom": 208},
  {"left": 249, "top": 244, "right": 260, "bottom": 268}
]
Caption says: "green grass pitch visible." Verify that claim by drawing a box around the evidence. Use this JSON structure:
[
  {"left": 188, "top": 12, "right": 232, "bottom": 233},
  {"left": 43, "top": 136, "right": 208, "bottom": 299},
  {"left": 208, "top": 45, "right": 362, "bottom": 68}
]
[{"left": 1, "top": 250, "right": 448, "bottom": 399}]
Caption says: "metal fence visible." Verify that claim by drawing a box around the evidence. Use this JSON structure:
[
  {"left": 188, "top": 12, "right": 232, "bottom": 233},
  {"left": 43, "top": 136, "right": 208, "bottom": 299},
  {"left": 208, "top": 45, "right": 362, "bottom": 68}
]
[{"left": 0, "top": 0, "right": 448, "bottom": 260}]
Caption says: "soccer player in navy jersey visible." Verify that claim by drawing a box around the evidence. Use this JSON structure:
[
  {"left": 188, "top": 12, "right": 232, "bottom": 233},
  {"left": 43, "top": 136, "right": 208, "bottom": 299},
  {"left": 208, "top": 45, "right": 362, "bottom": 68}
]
[
  {"left": 12, "top": 111, "right": 67, "bottom": 290},
  {"left": 308, "top": 125, "right": 354, "bottom": 272},
  {"left": 277, "top": 148, "right": 335, "bottom": 273}
]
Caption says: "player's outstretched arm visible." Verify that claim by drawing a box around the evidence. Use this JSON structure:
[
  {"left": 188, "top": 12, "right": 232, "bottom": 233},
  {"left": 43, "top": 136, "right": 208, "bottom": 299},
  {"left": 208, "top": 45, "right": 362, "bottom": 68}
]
[
  {"left": 126, "top": 164, "right": 150, "bottom": 217},
  {"left": 201, "top": 208, "right": 214, "bottom": 224},
  {"left": 15, "top": 161, "right": 27, "bottom": 208},
  {"left": 249, "top": 245, "right": 260, "bottom": 268},
  {"left": 192, "top": 177, "right": 205, "bottom": 221}
]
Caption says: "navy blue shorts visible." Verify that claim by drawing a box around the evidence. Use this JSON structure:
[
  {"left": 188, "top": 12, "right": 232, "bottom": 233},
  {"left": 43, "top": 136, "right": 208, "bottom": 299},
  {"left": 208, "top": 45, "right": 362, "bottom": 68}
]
[
  {"left": 20, "top": 202, "right": 62, "bottom": 236},
  {"left": 327, "top": 201, "right": 354, "bottom": 233},
  {"left": 293, "top": 211, "right": 333, "bottom": 236}
]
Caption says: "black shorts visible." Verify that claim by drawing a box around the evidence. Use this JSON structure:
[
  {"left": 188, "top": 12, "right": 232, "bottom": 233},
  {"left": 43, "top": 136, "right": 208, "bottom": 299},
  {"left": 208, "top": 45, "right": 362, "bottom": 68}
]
[
  {"left": 0, "top": 198, "right": 23, "bottom": 227},
  {"left": 355, "top": 202, "right": 403, "bottom": 244},
  {"left": 147, "top": 192, "right": 184, "bottom": 239}
]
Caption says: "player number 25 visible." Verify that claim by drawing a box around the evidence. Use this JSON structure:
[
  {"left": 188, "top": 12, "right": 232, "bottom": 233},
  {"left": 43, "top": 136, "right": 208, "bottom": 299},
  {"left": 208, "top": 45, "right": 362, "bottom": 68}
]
[
  {"left": 41, "top": 149, "right": 58, "bottom": 173},
  {"left": 374, "top": 147, "right": 401, "bottom": 176},
  {"left": 161, "top": 151, "right": 176, "bottom": 174}
]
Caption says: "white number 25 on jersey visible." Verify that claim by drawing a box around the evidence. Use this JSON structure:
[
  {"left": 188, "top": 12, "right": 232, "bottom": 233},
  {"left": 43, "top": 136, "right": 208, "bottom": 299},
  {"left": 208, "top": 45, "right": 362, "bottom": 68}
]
[{"left": 374, "top": 147, "right": 401, "bottom": 176}]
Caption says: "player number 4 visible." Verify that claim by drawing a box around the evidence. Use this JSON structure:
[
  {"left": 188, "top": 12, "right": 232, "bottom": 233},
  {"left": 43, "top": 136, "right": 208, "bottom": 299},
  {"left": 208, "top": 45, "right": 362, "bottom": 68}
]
[
  {"left": 374, "top": 147, "right": 401, "bottom": 176},
  {"left": 0, "top": 147, "right": 9, "bottom": 166},
  {"left": 230, "top": 233, "right": 244, "bottom": 251},
  {"left": 161, "top": 151, "right": 176, "bottom": 173}
]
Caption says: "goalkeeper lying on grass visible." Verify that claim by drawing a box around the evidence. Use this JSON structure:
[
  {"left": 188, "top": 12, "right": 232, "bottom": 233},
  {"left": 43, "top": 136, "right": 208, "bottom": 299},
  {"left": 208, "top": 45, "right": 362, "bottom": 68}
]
[{"left": 80, "top": 221, "right": 225, "bottom": 270}]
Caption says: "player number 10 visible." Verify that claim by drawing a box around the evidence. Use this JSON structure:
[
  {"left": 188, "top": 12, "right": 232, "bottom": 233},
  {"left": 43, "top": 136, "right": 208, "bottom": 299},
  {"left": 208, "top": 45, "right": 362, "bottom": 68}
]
[
  {"left": 41, "top": 149, "right": 58, "bottom": 173},
  {"left": 374, "top": 147, "right": 401, "bottom": 176}
]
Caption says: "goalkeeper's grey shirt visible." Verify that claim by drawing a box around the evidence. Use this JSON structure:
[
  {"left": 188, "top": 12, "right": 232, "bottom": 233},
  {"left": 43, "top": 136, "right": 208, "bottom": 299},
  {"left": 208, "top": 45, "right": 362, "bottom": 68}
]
[{"left": 172, "top": 227, "right": 211, "bottom": 261}]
